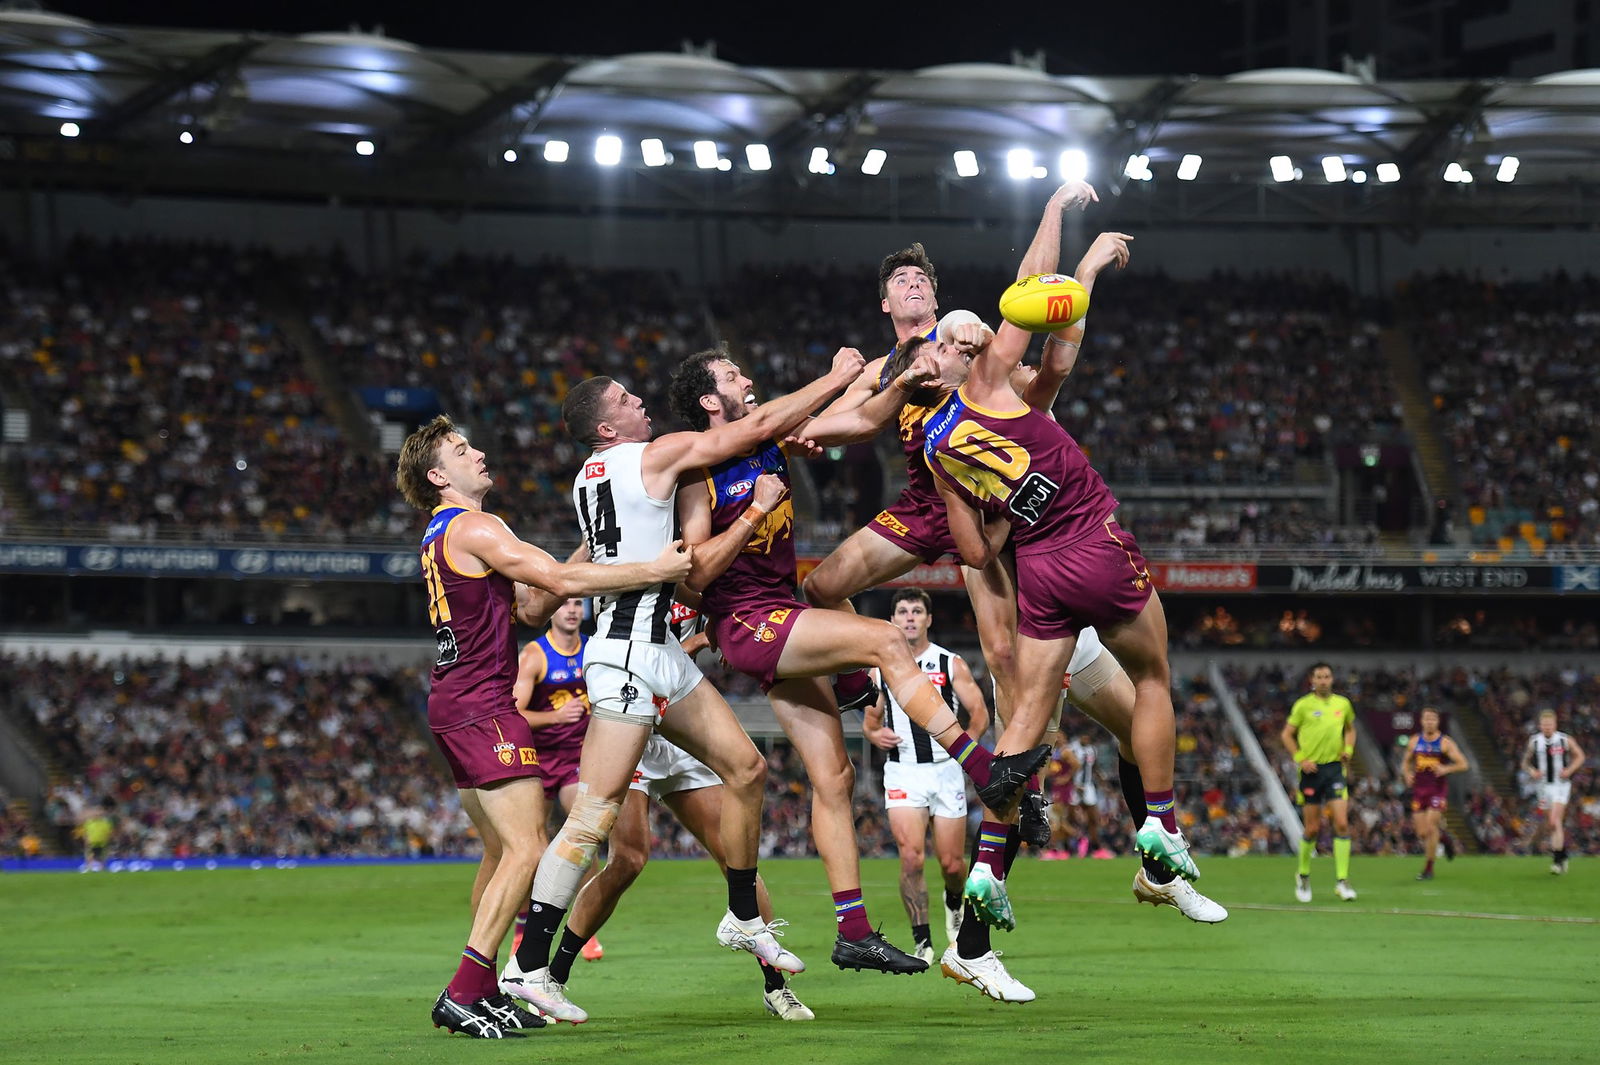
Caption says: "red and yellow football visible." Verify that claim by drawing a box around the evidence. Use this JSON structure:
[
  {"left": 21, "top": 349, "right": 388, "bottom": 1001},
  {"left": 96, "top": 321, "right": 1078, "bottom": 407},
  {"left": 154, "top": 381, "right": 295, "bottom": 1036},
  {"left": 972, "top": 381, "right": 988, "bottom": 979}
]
[{"left": 998, "top": 273, "right": 1089, "bottom": 331}]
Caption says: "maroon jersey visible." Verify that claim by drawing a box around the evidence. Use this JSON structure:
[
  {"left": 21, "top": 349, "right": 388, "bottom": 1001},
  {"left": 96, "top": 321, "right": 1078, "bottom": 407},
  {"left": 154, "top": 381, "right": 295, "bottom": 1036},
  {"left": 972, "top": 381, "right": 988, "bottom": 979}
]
[
  {"left": 695, "top": 439, "right": 798, "bottom": 619},
  {"left": 923, "top": 387, "right": 1120, "bottom": 555},
  {"left": 526, "top": 631, "right": 590, "bottom": 753},
  {"left": 420, "top": 505, "right": 518, "bottom": 732}
]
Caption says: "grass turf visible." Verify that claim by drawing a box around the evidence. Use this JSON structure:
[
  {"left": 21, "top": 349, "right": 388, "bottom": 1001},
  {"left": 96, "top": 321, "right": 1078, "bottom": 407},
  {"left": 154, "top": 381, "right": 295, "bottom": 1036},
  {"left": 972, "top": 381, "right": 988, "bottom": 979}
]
[{"left": 1, "top": 855, "right": 1594, "bottom": 1064}]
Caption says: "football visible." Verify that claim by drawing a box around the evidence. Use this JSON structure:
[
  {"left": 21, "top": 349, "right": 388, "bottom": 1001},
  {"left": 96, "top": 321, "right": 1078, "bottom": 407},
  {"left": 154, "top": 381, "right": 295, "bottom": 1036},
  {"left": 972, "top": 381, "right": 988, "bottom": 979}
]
[{"left": 998, "top": 272, "right": 1090, "bottom": 331}]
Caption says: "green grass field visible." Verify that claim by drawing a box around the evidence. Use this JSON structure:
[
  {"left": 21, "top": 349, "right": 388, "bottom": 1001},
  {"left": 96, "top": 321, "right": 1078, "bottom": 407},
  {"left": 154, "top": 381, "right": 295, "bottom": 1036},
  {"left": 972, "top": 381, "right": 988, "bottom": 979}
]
[{"left": 2, "top": 856, "right": 1595, "bottom": 1065}]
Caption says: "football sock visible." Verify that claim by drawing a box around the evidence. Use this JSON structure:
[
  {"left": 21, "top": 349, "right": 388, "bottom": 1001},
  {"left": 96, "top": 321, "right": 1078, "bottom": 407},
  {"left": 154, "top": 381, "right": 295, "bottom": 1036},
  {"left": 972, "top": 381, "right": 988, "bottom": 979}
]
[
  {"left": 832, "top": 889, "right": 873, "bottom": 940},
  {"left": 943, "top": 887, "right": 961, "bottom": 912},
  {"left": 941, "top": 732, "right": 994, "bottom": 787},
  {"left": 513, "top": 900, "right": 566, "bottom": 972},
  {"left": 911, "top": 922, "right": 931, "bottom": 947},
  {"left": 1119, "top": 757, "right": 1173, "bottom": 882},
  {"left": 1145, "top": 788, "right": 1178, "bottom": 832},
  {"left": 446, "top": 945, "right": 497, "bottom": 1004},
  {"left": 548, "top": 927, "right": 588, "bottom": 985},
  {"left": 976, "top": 822, "right": 1009, "bottom": 877},
  {"left": 1554, "top": 847, "right": 1568, "bottom": 863},
  {"left": 1423, "top": 858, "right": 1434, "bottom": 874},
  {"left": 760, "top": 958, "right": 786, "bottom": 993},
  {"left": 727, "top": 866, "right": 760, "bottom": 921},
  {"left": 1297, "top": 838, "right": 1315, "bottom": 877},
  {"left": 1334, "top": 836, "right": 1352, "bottom": 880},
  {"left": 1004, "top": 823, "right": 1022, "bottom": 874},
  {"left": 957, "top": 833, "right": 992, "bottom": 959},
  {"left": 833, "top": 668, "right": 874, "bottom": 706}
]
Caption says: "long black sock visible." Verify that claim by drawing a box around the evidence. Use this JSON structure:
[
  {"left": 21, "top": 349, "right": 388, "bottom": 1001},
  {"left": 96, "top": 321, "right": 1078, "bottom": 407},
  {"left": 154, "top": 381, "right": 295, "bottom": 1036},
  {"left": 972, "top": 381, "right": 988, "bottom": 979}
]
[
  {"left": 759, "top": 959, "right": 785, "bottom": 992},
  {"left": 911, "top": 921, "right": 931, "bottom": 947},
  {"left": 548, "top": 927, "right": 587, "bottom": 985},
  {"left": 1003, "top": 825, "right": 1022, "bottom": 875},
  {"left": 956, "top": 832, "right": 991, "bottom": 959},
  {"left": 513, "top": 899, "right": 566, "bottom": 972},
  {"left": 1120, "top": 756, "right": 1175, "bottom": 884},
  {"left": 726, "top": 866, "right": 760, "bottom": 921},
  {"left": 943, "top": 888, "right": 960, "bottom": 912}
]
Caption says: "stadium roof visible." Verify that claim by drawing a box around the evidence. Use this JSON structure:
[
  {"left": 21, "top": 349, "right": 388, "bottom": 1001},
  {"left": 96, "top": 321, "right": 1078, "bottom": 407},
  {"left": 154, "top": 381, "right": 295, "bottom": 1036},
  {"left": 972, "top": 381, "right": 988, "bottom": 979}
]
[{"left": 5, "top": 10, "right": 1600, "bottom": 227}]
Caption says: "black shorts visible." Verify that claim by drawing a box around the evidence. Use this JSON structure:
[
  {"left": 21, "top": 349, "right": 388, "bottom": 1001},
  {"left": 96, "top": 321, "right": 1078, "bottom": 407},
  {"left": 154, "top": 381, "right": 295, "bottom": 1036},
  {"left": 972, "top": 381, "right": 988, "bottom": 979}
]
[{"left": 1295, "top": 761, "right": 1348, "bottom": 806}]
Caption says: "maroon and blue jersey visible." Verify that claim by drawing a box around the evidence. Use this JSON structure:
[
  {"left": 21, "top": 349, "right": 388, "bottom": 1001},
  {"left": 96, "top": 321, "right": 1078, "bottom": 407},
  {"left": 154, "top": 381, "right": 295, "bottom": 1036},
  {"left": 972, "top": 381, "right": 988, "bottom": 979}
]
[
  {"left": 420, "top": 505, "right": 518, "bottom": 732},
  {"left": 527, "top": 632, "right": 590, "bottom": 752},
  {"left": 1413, "top": 734, "right": 1447, "bottom": 789},
  {"left": 696, "top": 439, "right": 799, "bottom": 619},
  {"left": 922, "top": 387, "right": 1119, "bottom": 555}
]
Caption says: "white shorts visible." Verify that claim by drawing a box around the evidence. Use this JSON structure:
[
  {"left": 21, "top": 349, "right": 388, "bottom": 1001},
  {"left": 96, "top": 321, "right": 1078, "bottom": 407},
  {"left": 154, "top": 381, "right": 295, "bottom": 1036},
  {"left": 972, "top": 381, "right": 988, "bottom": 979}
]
[
  {"left": 583, "top": 637, "right": 703, "bottom": 726},
  {"left": 1070, "top": 783, "right": 1100, "bottom": 807},
  {"left": 1537, "top": 780, "right": 1573, "bottom": 808},
  {"left": 629, "top": 733, "right": 721, "bottom": 802},
  {"left": 883, "top": 758, "right": 968, "bottom": 820}
]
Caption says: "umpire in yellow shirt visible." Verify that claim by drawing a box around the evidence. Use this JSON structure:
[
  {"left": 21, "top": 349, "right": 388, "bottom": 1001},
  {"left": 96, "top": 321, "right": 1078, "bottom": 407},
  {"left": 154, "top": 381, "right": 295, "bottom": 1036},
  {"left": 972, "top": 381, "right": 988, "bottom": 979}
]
[{"left": 1280, "top": 663, "right": 1357, "bottom": 903}]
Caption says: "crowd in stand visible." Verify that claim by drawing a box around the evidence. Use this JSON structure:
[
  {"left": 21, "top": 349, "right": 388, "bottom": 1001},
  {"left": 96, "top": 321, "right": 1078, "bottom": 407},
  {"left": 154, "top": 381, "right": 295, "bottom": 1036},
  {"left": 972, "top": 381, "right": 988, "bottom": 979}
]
[
  {"left": 1408, "top": 272, "right": 1600, "bottom": 553},
  {"left": 1227, "top": 662, "right": 1597, "bottom": 855}
]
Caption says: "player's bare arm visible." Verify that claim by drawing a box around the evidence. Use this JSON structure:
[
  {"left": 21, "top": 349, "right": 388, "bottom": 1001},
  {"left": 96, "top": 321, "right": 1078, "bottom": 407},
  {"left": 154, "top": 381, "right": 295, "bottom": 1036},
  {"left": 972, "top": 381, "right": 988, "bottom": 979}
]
[
  {"left": 512, "top": 642, "right": 547, "bottom": 715},
  {"left": 1439, "top": 736, "right": 1470, "bottom": 776},
  {"left": 1561, "top": 737, "right": 1586, "bottom": 778},
  {"left": 813, "top": 352, "right": 891, "bottom": 420},
  {"left": 641, "top": 347, "right": 865, "bottom": 494},
  {"left": 1014, "top": 181, "right": 1097, "bottom": 282},
  {"left": 933, "top": 473, "right": 1010, "bottom": 569},
  {"left": 862, "top": 697, "right": 900, "bottom": 750},
  {"left": 1401, "top": 735, "right": 1419, "bottom": 786},
  {"left": 805, "top": 352, "right": 941, "bottom": 446},
  {"left": 450, "top": 511, "right": 691, "bottom": 597},
  {"left": 950, "top": 656, "right": 991, "bottom": 741},
  {"left": 514, "top": 544, "right": 590, "bottom": 627},
  {"left": 676, "top": 471, "right": 787, "bottom": 593},
  {"left": 1023, "top": 232, "right": 1133, "bottom": 410},
  {"left": 1521, "top": 737, "right": 1538, "bottom": 777}
]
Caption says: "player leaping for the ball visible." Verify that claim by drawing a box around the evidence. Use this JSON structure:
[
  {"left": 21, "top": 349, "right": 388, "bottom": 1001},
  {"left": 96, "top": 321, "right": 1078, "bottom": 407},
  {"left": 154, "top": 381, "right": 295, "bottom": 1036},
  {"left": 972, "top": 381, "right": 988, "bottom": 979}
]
[
  {"left": 801, "top": 181, "right": 1097, "bottom": 850},
  {"left": 500, "top": 349, "right": 866, "bottom": 1023},
  {"left": 670, "top": 346, "right": 1051, "bottom": 975}
]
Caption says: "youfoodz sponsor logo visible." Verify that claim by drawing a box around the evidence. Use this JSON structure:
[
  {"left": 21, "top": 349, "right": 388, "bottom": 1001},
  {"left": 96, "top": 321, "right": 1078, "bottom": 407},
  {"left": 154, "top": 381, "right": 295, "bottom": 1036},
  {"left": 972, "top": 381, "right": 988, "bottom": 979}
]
[{"left": 1148, "top": 563, "right": 1256, "bottom": 591}]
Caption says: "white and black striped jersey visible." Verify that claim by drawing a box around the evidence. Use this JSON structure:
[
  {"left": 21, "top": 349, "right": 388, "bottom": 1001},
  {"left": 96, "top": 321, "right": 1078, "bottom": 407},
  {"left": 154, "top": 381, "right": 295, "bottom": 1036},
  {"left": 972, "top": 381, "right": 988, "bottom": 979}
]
[
  {"left": 572, "top": 442, "right": 676, "bottom": 644},
  {"left": 878, "top": 641, "right": 964, "bottom": 765},
  {"left": 1526, "top": 731, "right": 1574, "bottom": 784},
  {"left": 1067, "top": 738, "right": 1097, "bottom": 792}
]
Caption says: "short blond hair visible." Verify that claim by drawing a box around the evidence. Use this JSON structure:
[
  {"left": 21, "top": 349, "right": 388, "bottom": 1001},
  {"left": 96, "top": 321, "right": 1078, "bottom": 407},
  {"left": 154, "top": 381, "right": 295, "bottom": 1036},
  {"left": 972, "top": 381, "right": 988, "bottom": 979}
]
[{"left": 396, "top": 414, "right": 458, "bottom": 510}]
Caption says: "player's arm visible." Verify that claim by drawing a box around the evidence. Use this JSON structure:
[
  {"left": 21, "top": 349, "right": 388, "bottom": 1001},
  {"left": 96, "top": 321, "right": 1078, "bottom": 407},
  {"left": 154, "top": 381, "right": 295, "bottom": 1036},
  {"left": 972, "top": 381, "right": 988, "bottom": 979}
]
[
  {"left": 1058, "top": 742, "right": 1081, "bottom": 777},
  {"left": 1400, "top": 735, "right": 1418, "bottom": 786},
  {"left": 451, "top": 512, "right": 691, "bottom": 598},
  {"left": 644, "top": 348, "right": 866, "bottom": 486},
  {"left": 814, "top": 353, "right": 891, "bottom": 420},
  {"left": 1342, "top": 705, "right": 1357, "bottom": 763},
  {"left": 949, "top": 655, "right": 990, "bottom": 741},
  {"left": 1562, "top": 737, "right": 1586, "bottom": 779},
  {"left": 1023, "top": 232, "right": 1133, "bottom": 411},
  {"left": 862, "top": 694, "right": 899, "bottom": 750},
  {"left": 675, "top": 471, "right": 787, "bottom": 593},
  {"left": 933, "top": 472, "right": 1010, "bottom": 569},
  {"left": 513, "top": 641, "right": 547, "bottom": 716},
  {"left": 1439, "top": 736, "right": 1471, "bottom": 777},
  {"left": 804, "top": 351, "right": 941, "bottom": 446},
  {"left": 1520, "top": 736, "right": 1538, "bottom": 778},
  {"left": 514, "top": 544, "right": 590, "bottom": 628},
  {"left": 1281, "top": 711, "right": 1311, "bottom": 770}
]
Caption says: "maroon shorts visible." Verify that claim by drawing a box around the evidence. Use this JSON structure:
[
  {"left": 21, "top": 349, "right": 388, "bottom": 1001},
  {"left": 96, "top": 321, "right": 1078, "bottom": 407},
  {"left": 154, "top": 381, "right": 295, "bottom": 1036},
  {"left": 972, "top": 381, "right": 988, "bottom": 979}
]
[
  {"left": 532, "top": 743, "right": 582, "bottom": 798},
  {"left": 432, "top": 711, "right": 541, "bottom": 790},
  {"left": 708, "top": 597, "right": 808, "bottom": 692},
  {"left": 865, "top": 489, "right": 955, "bottom": 564},
  {"left": 1411, "top": 782, "right": 1447, "bottom": 812},
  {"left": 1014, "top": 519, "right": 1153, "bottom": 641}
]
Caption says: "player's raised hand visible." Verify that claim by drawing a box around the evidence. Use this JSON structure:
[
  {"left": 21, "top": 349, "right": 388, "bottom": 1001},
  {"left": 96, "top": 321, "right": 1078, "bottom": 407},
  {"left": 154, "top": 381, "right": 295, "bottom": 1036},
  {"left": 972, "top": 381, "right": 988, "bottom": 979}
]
[
  {"left": 653, "top": 539, "right": 694, "bottom": 582},
  {"left": 1080, "top": 232, "right": 1133, "bottom": 277},
  {"left": 898, "top": 350, "right": 943, "bottom": 390},
  {"left": 782, "top": 432, "right": 825, "bottom": 458},
  {"left": 829, "top": 346, "right": 867, "bottom": 383},
  {"left": 949, "top": 320, "right": 994, "bottom": 354},
  {"left": 1051, "top": 181, "right": 1099, "bottom": 211},
  {"left": 752, "top": 471, "right": 787, "bottom": 512}
]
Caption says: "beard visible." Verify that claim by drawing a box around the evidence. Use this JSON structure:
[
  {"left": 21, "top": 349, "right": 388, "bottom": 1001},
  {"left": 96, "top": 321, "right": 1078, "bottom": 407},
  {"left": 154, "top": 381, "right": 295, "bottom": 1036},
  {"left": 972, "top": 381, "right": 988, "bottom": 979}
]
[{"left": 719, "top": 392, "right": 748, "bottom": 421}]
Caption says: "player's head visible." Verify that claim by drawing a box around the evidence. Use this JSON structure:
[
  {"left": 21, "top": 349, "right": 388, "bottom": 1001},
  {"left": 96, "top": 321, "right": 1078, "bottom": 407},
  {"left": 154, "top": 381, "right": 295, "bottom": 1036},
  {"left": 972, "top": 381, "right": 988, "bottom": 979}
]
[
  {"left": 669, "top": 346, "right": 752, "bottom": 430},
  {"left": 396, "top": 414, "right": 488, "bottom": 510},
  {"left": 548, "top": 597, "right": 585, "bottom": 636},
  {"left": 1309, "top": 662, "right": 1333, "bottom": 695},
  {"left": 889, "top": 588, "right": 933, "bottom": 644},
  {"left": 883, "top": 334, "right": 967, "bottom": 406},
  {"left": 1538, "top": 708, "right": 1557, "bottom": 735},
  {"left": 1420, "top": 706, "right": 1441, "bottom": 734},
  {"left": 878, "top": 242, "right": 939, "bottom": 322},
  {"left": 564, "top": 375, "right": 650, "bottom": 446}
]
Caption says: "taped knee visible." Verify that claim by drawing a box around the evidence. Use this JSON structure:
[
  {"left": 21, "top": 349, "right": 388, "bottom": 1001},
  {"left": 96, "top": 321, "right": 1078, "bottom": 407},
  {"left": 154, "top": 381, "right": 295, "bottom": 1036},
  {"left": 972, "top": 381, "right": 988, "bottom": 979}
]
[
  {"left": 556, "top": 793, "right": 620, "bottom": 866},
  {"left": 1068, "top": 648, "right": 1124, "bottom": 702}
]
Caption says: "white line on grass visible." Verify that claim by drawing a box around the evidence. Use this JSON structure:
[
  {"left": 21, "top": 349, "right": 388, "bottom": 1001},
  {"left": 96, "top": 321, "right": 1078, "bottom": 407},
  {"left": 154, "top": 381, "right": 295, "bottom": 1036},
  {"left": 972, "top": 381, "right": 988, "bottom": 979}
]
[{"left": 1030, "top": 894, "right": 1598, "bottom": 924}]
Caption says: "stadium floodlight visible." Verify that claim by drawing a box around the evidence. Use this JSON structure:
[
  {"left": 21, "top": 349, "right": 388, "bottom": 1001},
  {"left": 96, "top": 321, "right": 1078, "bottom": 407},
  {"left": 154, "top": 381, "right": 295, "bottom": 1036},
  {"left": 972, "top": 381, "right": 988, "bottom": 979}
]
[
  {"left": 861, "top": 148, "right": 887, "bottom": 176},
  {"left": 808, "top": 147, "right": 834, "bottom": 175},
  {"left": 1350, "top": 169, "right": 1368, "bottom": 184},
  {"left": 952, "top": 150, "right": 979, "bottom": 177},
  {"left": 1176, "top": 154, "right": 1202, "bottom": 181},
  {"left": 693, "top": 140, "right": 719, "bottom": 169},
  {"left": 1123, "top": 154, "right": 1152, "bottom": 181},
  {"left": 355, "top": 139, "right": 376, "bottom": 156},
  {"left": 179, "top": 129, "right": 195, "bottom": 145},
  {"left": 746, "top": 143, "right": 772, "bottom": 171},
  {"left": 543, "top": 139, "right": 569, "bottom": 163},
  {"left": 1497, "top": 156, "right": 1519, "bottom": 182},
  {"left": 501, "top": 148, "right": 517, "bottom": 163},
  {"left": 641, "top": 138, "right": 668, "bottom": 167},
  {"left": 1443, "top": 161, "right": 1465, "bottom": 182},
  {"left": 1322, "top": 156, "right": 1347, "bottom": 182},
  {"left": 1006, "top": 148, "right": 1035, "bottom": 180},
  {"left": 595, "top": 135, "right": 623, "bottom": 166},
  {"left": 59, "top": 121, "right": 80, "bottom": 138},
  {"left": 1269, "top": 155, "right": 1295, "bottom": 182},
  {"left": 717, "top": 158, "right": 732, "bottom": 171},
  {"left": 1376, "top": 162, "right": 1400, "bottom": 183},
  {"left": 1058, "top": 148, "right": 1089, "bottom": 183}
]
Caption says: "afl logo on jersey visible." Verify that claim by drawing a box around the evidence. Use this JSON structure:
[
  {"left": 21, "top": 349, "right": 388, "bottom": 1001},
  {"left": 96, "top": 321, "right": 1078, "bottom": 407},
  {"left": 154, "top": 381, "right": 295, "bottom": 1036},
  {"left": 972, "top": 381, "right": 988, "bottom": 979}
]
[
  {"left": 727, "top": 479, "right": 754, "bottom": 497},
  {"left": 585, "top": 461, "right": 606, "bottom": 478}
]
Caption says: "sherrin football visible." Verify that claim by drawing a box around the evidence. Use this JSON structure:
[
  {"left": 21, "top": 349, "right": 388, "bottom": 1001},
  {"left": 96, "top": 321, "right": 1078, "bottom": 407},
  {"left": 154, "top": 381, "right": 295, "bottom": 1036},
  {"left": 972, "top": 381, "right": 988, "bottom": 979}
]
[{"left": 998, "top": 273, "right": 1089, "bottom": 332}]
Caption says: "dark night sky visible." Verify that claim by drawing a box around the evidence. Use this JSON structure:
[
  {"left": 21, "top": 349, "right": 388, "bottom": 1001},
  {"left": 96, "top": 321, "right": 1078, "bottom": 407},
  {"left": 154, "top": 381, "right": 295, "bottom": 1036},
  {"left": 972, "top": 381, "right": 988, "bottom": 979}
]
[{"left": 57, "top": 1, "right": 1236, "bottom": 75}]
